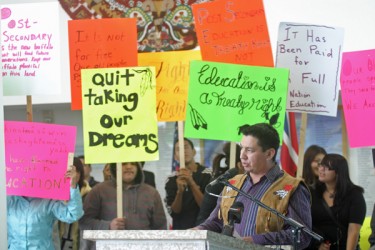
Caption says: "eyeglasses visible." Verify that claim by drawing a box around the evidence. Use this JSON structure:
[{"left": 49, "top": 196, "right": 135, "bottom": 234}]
[{"left": 318, "top": 164, "right": 334, "bottom": 171}]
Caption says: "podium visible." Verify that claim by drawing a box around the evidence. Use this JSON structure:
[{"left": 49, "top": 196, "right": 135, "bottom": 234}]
[{"left": 83, "top": 230, "right": 270, "bottom": 250}]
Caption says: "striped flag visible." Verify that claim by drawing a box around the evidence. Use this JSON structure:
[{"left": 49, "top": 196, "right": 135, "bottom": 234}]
[{"left": 280, "top": 112, "right": 299, "bottom": 176}]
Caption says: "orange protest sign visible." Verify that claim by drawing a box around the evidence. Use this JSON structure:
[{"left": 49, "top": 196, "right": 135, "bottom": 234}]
[
  {"left": 192, "top": 0, "right": 273, "bottom": 67},
  {"left": 68, "top": 18, "right": 138, "bottom": 110}
]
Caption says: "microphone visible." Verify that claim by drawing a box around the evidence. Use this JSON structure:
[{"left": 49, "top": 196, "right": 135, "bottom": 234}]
[
  {"left": 207, "top": 168, "right": 239, "bottom": 187},
  {"left": 222, "top": 201, "right": 244, "bottom": 236}
]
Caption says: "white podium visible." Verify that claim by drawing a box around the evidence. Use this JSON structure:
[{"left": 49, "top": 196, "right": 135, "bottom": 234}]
[{"left": 83, "top": 230, "right": 270, "bottom": 250}]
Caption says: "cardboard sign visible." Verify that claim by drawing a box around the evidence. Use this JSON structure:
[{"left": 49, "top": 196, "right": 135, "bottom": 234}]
[
  {"left": 276, "top": 22, "right": 344, "bottom": 116},
  {"left": 340, "top": 49, "right": 375, "bottom": 147},
  {"left": 138, "top": 50, "right": 201, "bottom": 121},
  {"left": 4, "top": 121, "right": 76, "bottom": 200},
  {"left": 1, "top": 2, "right": 61, "bottom": 95},
  {"left": 68, "top": 18, "right": 138, "bottom": 110},
  {"left": 184, "top": 61, "right": 289, "bottom": 142},
  {"left": 192, "top": 0, "right": 273, "bottom": 66},
  {"left": 81, "top": 67, "right": 159, "bottom": 164}
]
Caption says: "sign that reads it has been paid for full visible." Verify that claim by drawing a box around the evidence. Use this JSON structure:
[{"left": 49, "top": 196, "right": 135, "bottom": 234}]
[
  {"left": 276, "top": 22, "right": 344, "bottom": 116},
  {"left": 185, "top": 61, "right": 289, "bottom": 142},
  {"left": 81, "top": 67, "right": 159, "bottom": 164},
  {"left": 4, "top": 121, "right": 77, "bottom": 200}
]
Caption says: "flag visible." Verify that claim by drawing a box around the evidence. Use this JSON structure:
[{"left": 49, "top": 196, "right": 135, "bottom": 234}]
[
  {"left": 280, "top": 112, "right": 299, "bottom": 176},
  {"left": 171, "top": 122, "right": 179, "bottom": 172}
]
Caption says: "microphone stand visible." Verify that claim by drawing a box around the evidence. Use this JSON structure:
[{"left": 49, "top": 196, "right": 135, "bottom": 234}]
[{"left": 218, "top": 178, "right": 324, "bottom": 250}]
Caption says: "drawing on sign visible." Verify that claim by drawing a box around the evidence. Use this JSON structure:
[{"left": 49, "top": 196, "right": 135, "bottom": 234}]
[
  {"left": 133, "top": 68, "right": 154, "bottom": 97},
  {"left": 189, "top": 104, "right": 207, "bottom": 130},
  {"left": 264, "top": 112, "right": 280, "bottom": 127}
]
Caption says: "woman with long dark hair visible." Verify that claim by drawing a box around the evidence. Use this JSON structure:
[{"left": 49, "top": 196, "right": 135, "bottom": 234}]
[
  {"left": 302, "top": 145, "right": 327, "bottom": 188},
  {"left": 308, "top": 154, "right": 366, "bottom": 250}
]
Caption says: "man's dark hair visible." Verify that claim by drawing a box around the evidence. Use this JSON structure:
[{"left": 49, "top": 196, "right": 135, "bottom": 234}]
[
  {"left": 175, "top": 138, "right": 195, "bottom": 150},
  {"left": 238, "top": 123, "right": 280, "bottom": 161}
]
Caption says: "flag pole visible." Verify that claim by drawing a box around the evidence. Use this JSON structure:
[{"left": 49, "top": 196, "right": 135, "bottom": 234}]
[{"left": 296, "top": 113, "right": 307, "bottom": 178}]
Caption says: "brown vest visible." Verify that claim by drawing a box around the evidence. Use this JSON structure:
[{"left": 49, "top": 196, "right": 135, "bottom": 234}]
[{"left": 219, "top": 171, "right": 305, "bottom": 234}]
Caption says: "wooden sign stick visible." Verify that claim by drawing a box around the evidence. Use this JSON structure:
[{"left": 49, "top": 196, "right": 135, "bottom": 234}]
[
  {"left": 116, "top": 162, "right": 123, "bottom": 218},
  {"left": 178, "top": 121, "right": 185, "bottom": 169},
  {"left": 229, "top": 142, "right": 236, "bottom": 169},
  {"left": 26, "top": 95, "right": 33, "bottom": 122}
]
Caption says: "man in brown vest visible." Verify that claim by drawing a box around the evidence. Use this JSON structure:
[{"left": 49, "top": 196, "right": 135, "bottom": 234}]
[{"left": 195, "top": 123, "right": 312, "bottom": 249}]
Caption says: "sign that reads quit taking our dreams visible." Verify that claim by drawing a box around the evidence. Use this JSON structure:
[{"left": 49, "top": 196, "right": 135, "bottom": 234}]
[
  {"left": 185, "top": 61, "right": 289, "bottom": 142},
  {"left": 81, "top": 67, "right": 159, "bottom": 164},
  {"left": 4, "top": 121, "right": 77, "bottom": 200},
  {"left": 276, "top": 22, "right": 344, "bottom": 117}
]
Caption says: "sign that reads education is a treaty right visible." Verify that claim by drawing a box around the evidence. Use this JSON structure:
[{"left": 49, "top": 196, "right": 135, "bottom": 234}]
[{"left": 185, "top": 61, "right": 289, "bottom": 142}]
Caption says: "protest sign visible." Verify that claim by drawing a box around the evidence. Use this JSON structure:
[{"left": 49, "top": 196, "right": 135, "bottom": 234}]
[
  {"left": 185, "top": 61, "right": 289, "bottom": 142},
  {"left": 4, "top": 121, "right": 76, "bottom": 200},
  {"left": 81, "top": 66, "right": 159, "bottom": 163},
  {"left": 192, "top": 0, "right": 273, "bottom": 66},
  {"left": 138, "top": 50, "right": 201, "bottom": 121},
  {"left": 340, "top": 49, "right": 375, "bottom": 147},
  {"left": 276, "top": 22, "right": 344, "bottom": 116},
  {"left": 1, "top": 2, "right": 61, "bottom": 95},
  {"left": 68, "top": 18, "right": 138, "bottom": 110}
]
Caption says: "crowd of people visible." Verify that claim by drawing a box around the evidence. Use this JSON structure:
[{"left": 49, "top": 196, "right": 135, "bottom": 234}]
[{"left": 6, "top": 122, "right": 375, "bottom": 250}]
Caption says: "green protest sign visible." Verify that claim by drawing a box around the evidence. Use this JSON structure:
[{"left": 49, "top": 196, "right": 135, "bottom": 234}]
[{"left": 185, "top": 61, "right": 289, "bottom": 142}]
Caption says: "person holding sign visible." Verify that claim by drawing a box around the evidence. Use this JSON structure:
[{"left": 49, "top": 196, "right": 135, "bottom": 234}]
[
  {"left": 7, "top": 163, "right": 84, "bottom": 250},
  {"left": 194, "top": 123, "right": 312, "bottom": 249},
  {"left": 79, "top": 162, "right": 167, "bottom": 250},
  {"left": 165, "top": 138, "right": 212, "bottom": 229}
]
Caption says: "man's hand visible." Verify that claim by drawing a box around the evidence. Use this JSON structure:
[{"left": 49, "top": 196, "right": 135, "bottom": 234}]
[
  {"left": 178, "top": 168, "right": 194, "bottom": 186},
  {"left": 318, "top": 242, "right": 331, "bottom": 250},
  {"left": 176, "top": 177, "right": 187, "bottom": 193},
  {"left": 242, "top": 236, "right": 253, "bottom": 243},
  {"left": 110, "top": 218, "right": 126, "bottom": 230}
]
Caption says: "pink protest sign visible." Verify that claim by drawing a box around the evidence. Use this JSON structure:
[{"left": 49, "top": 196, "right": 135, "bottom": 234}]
[
  {"left": 4, "top": 121, "right": 77, "bottom": 200},
  {"left": 340, "top": 49, "right": 375, "bottom": 148}
]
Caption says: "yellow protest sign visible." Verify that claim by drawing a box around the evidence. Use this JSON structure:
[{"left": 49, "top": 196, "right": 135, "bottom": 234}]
[
  {"left": 81, "top": 67, "right": 159, "bottom": 164},
  {"left": 138, "top": 50, "right": 201, "bottom": 121}
]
